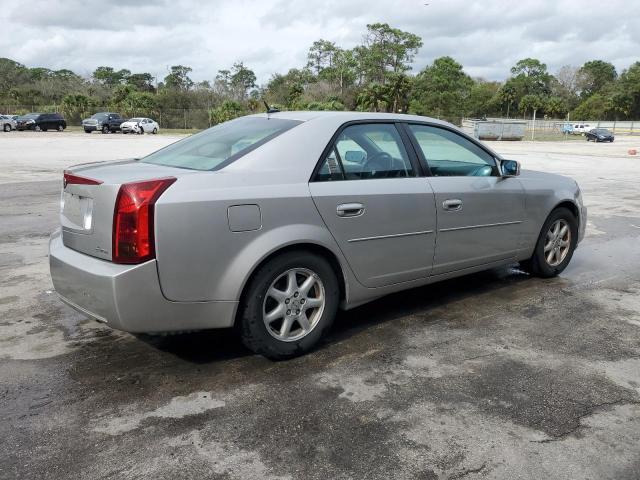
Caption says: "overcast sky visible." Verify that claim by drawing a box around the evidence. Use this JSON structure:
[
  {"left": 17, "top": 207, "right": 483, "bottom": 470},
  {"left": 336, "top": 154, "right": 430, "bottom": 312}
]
[{"left": 1, "top": 0, "right": 639, "bottom": 85}]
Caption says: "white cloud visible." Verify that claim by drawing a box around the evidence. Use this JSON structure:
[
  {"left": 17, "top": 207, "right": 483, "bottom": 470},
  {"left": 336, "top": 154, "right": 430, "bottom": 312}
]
[{"left": 0, "top": 0, "right": 638, "bottom": 84}]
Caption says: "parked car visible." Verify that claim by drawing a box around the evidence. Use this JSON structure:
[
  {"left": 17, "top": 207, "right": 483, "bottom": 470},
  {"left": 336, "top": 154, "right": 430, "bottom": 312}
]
[
  {"left": 0, "top": 114, "right": 16, "bottom": 132},
  {"left": 49, "top": 112, "right": 586, "bottom": 359},
  {"left": 571, "top": 123, "right": 592, "bottom": 135},
  {"left": 585, "top": 128, "right": 614, "bottom": 142},
  {"left": 82, "top": 112, "right": 124, "bottom": 134},
  {"left": 120, "top": 117, "right": 159, "bottom": 134},
  {"left": 561, "top": 123, "right": 573, "bottom": 134},
  {"left": 16, "top": 112, "right": 67, "bottom": 131}
]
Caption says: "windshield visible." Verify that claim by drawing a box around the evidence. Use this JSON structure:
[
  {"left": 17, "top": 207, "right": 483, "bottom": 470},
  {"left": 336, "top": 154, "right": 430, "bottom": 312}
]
[
  {"left": 128, "top": 118, "right": 143, "bottom": 122},
  {"left": 91, "top": 113, "right": 108, "bottom": 120},
  {"left": 142, "top": 117, "right": 301, "bottom": 171},
  {"left": 20, "top": 113, "right": 40, "bottom": 119},
  {"left": 595, "top": 129, "right": 611, "bottom": 134}
]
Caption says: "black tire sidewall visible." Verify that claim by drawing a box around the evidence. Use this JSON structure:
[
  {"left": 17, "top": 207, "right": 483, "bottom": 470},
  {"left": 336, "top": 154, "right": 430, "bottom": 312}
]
[
  {"left": 240, "top": 251, "right": 339, "bottom": 360},
  {"left": 532, "top": 207, "right": 578, "bottom": 277}
]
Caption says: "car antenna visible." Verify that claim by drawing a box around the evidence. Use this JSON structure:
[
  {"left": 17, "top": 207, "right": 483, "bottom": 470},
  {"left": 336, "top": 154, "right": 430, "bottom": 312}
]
[{"left": 263, "top": 100, "right": 280, "bottom": 118}]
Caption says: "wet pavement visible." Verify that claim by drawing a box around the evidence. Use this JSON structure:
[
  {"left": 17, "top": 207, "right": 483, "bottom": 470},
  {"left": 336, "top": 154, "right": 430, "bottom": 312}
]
[{"left": 1, "top": 136, "right": 640, "bottom": 479}]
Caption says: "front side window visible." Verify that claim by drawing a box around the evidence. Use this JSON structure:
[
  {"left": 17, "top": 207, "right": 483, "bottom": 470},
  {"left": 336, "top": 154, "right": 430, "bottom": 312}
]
[
  {"left": 408, "top": 124, "right": 497, "bottom": 177},
  {"left": 142, "top": 117, "right": 300, "bottom": 171},
  {"left": 316, "top": 123, "right": 413, "bottom": 181}
]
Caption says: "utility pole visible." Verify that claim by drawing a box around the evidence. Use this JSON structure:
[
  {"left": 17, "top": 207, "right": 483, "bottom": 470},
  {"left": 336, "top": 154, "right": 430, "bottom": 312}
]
[{"left": 531, "top": 108, "right": 537, "bottom": 141}]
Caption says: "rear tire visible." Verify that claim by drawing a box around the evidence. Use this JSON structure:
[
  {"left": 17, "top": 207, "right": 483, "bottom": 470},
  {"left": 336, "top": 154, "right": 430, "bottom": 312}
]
[
  {"left": 520, "top": 207, "right": 578, "bottom": 278},
  {"left": 239, "top": 251, "right": 339, "bottom": 360}
]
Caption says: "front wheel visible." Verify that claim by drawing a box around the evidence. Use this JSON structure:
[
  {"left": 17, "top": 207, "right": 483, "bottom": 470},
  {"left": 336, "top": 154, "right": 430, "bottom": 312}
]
[
  {"left": 57, "top": 124, "right": 64, "bottom": 132},
  {"left": 239, "top": 251, "right": 339, "bottom": 360},
  {"left": 35, "top": 125, "right": 42, "bottom": 132},
  {"left": 520, "top": 207, "right": 578, "bottom": 278},
  {"left": 3, "top": 124, "right": 10, "bottom": 132},
  {"left": 102, "top": 125, "right": 109, "bottom": 134},
  {"left": 152, "top": 127, "right": 158, "bottom": 134}
]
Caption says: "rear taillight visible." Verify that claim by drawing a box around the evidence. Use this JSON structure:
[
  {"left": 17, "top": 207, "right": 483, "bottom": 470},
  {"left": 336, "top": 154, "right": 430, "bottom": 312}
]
[
  {"left": 63, "top": 171, "right": 103, "bottom": 187},
  {"left": 112, "top": 177, "right": 176, "bottom": 264}
]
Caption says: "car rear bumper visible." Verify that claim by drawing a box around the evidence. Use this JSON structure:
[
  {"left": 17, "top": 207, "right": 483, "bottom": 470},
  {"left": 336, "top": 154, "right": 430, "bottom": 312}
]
[{"left": 49, "top": 229, "right": 237, "bottom": 333}]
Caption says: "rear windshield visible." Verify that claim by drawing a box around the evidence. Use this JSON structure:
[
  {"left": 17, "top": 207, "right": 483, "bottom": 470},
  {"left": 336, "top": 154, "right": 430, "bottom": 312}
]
[{"left": 141, "top": 116, "right": 301, "bottom": 171}]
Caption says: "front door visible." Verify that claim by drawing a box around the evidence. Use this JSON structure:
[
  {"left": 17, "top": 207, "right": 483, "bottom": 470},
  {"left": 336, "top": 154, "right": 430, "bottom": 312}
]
[
  {"left": 310, "top": 122, "right": 437, "bottom": 288},
  {"left": 405, "top": 124, "right": 526, "bottom": 275}
]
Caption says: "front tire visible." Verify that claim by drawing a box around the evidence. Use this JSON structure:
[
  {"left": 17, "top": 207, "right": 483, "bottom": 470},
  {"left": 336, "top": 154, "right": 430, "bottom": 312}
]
[
  {"left": 520, "top": 207, "right": 578, "bottom": 278},
  {"left": 152, "top": 127, "right": 158, "bottom": 134},
  {"left": 102, "top": 125, "right": 109, "bottom": 134},
  {"left": 239, "top": 251, "right": 339, "bottom": 360},
  {"left": 35, "top": 125, "right": 42, "bottom": 132},
  {"left": 57, "top": 124, "right": 64, "bottom": 132},
  {"left": 3, "top": 124, "right": 10, "bottom": 132}
]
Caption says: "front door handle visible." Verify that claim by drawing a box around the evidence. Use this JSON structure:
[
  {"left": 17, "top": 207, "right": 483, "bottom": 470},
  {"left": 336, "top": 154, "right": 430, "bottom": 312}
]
[
  {"left": 336, "top": 203, "right": 365, "bottom": 217},
  {"left": 442, "top": 199, "right": 463, "bottom": 211}
]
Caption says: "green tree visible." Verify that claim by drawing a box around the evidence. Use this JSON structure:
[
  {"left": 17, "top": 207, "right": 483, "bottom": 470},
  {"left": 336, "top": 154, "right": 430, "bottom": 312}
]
[
  {"left": 544, "top": 96, "right": 568, "bottom": 118},
  {"left": 210, "top": 100, "right": 244, "bottom": 125},
  {"left": 518, "top": 94, "right": 544, "bottom": 117},
  {"left": 577, "top": 60, "right": 617, "bottom": 98},
  {"left": 410, "top": 56, "right": 473, "bottom": 121},
  {"left": 126, "top": 73, "right": 155, "bottom": 92},
  {"left": 510, "top": 58, "right": 552, "bottom": 97},
  {"left": 163, "top": 65, "right": 193, "bottom": 91},
  {"left": 571, "top": 93, "right": 612, "bottom": 120},
  {"left": 356, "top": 23, "right": 422, "bottom": 84},
  {"left": 93, "top": 66, "right": 131, "bottom": 87}
]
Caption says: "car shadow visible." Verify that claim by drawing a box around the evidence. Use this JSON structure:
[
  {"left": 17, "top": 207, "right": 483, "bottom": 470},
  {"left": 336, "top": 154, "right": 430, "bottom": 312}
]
[{"left": 143, "top": 265, "right": 532, "bottom": 364}]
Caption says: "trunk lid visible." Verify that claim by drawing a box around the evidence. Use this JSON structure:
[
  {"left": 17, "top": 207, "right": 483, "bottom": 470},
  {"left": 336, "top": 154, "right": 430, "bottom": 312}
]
[{"left": 61, "top": 160, "right": 194, "bottom": 261}]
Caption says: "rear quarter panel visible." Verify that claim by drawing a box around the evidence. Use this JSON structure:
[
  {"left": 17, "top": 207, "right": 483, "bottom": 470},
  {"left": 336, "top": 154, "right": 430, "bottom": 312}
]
[{"left": 154, "top": 173, "right": 352, "bottom": 302}]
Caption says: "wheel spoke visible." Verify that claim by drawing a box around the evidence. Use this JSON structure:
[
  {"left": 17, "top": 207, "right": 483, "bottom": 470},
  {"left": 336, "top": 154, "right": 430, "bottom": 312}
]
[
  {"left": 544, "top": 240, "right": 554, "bottom": 252},
  {"left": 280, "top": 317, "right": 294, "bottom": 337},
  {"left": 297, "top": 312, "right": 311, "bottom": 332},
  {"left": 299, "top": 275, "right": 316, "bottom": 296},
  {"left": 286, "top": 271, "right": 298, "bottom": 295},
  {"left": 264, "top": 304, "right": 285, "bottom": 324},
  {"left": 559, "top": 224, "right": 569, "bottom": 238},
  {"left": 267, "top": 287, "right": 287, "bottom": 302},
  {"left": 546, "top": 250, "right": 555, "bottom": 264},
  {"left": 304, "top": 297, "right": 323, "bottom": 309},
  {"left": 552, "top": 221, "right": 561, "bottom": 238},
  {"left": 559, "top": 239, "right": 570, "bottom": 248}
]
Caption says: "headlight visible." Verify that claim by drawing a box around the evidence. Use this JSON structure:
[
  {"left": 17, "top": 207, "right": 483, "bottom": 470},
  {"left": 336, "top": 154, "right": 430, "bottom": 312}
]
[{"left": 26, "top": 119, "right": 35, "bottom": 124}]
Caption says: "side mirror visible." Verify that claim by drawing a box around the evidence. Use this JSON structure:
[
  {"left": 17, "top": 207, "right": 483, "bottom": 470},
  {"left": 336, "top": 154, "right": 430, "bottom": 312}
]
[
  {"left": 501, "top": 159, "right": 520, "bottom": 177},
  {"left": 344, "top": 150, "right": 366, "bottom": 164}
]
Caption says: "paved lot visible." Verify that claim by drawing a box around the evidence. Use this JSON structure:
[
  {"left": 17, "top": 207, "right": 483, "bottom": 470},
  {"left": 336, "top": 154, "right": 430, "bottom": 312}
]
[{"left": 1, "top": 131, "right": 640, "bottom": 479}]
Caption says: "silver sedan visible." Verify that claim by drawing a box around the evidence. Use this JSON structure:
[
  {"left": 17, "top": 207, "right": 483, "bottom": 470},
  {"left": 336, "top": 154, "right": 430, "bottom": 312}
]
[{"left": 49, "top": 112, "right": 586, "bottom": 359}]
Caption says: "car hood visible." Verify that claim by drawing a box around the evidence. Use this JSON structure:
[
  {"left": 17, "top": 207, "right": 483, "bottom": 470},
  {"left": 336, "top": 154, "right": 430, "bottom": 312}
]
[{"left": 518, "top": 168, "right": 579, "bottom": 189}]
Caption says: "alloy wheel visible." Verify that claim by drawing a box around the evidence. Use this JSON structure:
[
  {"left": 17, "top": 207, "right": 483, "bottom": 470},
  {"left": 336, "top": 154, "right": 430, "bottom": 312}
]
[
  {"left": 262, "top": 268, "right": 325, "bottom": 342},
  {"left": 544, "top": 219, "right": 571, "bottom": 267}
]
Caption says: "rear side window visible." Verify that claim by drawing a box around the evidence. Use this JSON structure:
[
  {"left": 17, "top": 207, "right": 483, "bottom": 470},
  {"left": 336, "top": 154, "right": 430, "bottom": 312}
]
[
  {"left": 142, "top": 117, "right": 301, "bottom": 171},
  {"left": 315, "top": 123, "right": 414, "bottom": 181}
]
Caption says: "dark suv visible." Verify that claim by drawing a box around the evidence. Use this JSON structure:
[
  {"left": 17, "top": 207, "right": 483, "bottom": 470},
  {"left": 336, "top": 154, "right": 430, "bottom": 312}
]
[
  {"left": 16, "top": 113, "right": 67, "bottom": 131},
  {"left": 82, "top": 112, "right": 124, "bottom": 133}
]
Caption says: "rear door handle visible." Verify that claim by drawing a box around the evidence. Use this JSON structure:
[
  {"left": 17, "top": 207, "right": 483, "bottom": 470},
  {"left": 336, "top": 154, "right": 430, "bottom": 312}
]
[
  {"left": 336, "top": 203, "right": 365, "bottom": 217},
  {"left": 442, "top": 199, "right": 463, "bottom": 211}
]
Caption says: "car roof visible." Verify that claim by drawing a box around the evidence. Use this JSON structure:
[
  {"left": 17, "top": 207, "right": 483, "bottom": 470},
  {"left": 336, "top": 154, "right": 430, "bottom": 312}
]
[{"left": 246, "top": 110, "right": 454, "bottom": 127}]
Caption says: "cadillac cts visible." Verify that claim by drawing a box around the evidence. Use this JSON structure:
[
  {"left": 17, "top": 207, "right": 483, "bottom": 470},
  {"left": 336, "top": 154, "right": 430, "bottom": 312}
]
[{"left": 49, "top": 112, "right": 586, "bottom": 359}]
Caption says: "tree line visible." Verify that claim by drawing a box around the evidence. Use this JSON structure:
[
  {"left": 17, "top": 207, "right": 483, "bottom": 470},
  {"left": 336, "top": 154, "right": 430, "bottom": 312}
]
[{"left": 1, "top": 23, "right": 639, "bottom": 128}]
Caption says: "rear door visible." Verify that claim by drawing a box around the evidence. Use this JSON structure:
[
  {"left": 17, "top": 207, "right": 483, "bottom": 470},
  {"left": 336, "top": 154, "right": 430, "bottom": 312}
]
[
  {"left": 309, "top": 122, "right": 437, "bottom": 288},
  {"left": 405, "top": 123, "right": 525, "bottom": 275}
]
